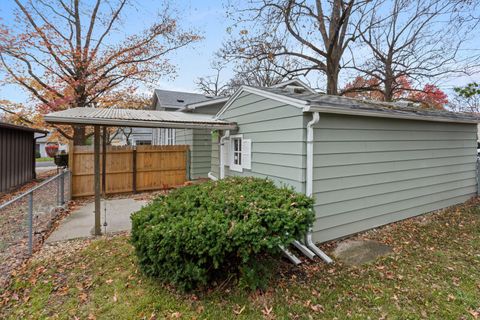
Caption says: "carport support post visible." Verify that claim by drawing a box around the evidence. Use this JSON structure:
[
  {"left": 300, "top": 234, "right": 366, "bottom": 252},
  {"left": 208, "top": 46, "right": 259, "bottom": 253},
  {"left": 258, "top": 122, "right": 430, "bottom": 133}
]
[{"left": 93, "top": 125, "right": 102, "bottom": 236}]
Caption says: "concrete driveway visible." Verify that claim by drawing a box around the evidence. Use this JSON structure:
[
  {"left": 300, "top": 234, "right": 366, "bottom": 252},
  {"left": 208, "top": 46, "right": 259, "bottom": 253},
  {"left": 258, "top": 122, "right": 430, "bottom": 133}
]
[{"left": 47, "top": 198, "right": 148, "bottom": 242}]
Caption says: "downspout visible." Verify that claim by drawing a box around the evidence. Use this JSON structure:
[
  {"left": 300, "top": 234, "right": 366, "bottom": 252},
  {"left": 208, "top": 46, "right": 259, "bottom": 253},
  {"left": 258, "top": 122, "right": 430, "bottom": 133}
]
[
  {"left": 219, "top": 130, "right": 230, "bottom": 179},
  {"left": 33, "top": 132, "right": 48, "bottom": 179},
  {"left": 305, "top": 112, "right": 333, "bottom": 264}
]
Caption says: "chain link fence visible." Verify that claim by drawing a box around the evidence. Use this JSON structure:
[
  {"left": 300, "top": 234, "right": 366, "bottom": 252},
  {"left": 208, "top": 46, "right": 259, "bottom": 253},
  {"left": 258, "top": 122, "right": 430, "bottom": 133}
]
[{"left": 0, "top": 169, "right": 70, "bottom": 286}]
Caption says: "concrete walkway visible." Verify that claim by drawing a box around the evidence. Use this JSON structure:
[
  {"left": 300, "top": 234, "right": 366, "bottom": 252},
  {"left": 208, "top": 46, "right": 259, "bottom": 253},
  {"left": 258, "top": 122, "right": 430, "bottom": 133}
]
[{"left": 47, "top": 198, "right": 147, "bottom": 242}]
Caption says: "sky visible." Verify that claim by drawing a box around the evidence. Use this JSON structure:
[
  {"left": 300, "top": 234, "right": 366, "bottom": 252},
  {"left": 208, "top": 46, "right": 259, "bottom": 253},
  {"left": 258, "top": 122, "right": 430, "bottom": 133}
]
[{"left": 0, "top": 0, "right": 479, "bottom": 105}]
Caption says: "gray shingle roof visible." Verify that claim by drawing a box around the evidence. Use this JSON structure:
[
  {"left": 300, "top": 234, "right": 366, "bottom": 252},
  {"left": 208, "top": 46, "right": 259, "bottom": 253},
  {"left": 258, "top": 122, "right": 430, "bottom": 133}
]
[
  {"left": 256, "top": 87, "right": 479, "bottom": 124},
  {"left": 154, "top": 89, "right": 221, "bottom": 109}
]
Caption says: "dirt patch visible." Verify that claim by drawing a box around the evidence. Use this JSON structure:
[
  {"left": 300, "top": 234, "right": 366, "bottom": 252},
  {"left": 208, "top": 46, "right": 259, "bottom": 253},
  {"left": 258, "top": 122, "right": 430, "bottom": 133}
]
[{"left": 332, "top": 239, "right": 393, "bottom": 266}]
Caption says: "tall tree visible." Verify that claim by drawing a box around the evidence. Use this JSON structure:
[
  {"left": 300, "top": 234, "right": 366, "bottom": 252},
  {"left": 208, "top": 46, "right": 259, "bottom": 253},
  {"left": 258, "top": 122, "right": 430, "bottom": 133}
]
[
  {"left": 348, "top": 0, "right": 480, "bottom": 101},
  {"left": 451, "top": 82, "right": 480, "bottom": 112},
  {"left": 222, "top": 0, "right": 376, "bottom": 95},
  {"left": 195, "top": 61, "right": 231, "bottom": 97},
  {"left": 226, "top": 58, "right": 294, "bottom": 90},
  {"left": 0, "top": 0, "right": 200, "bottom": 144},
  {"left": 196, "top": 57, "right": 293, "bottom": 96}
]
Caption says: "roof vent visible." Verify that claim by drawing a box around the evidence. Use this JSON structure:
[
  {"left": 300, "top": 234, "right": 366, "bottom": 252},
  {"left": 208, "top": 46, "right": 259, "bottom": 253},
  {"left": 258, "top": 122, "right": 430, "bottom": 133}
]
[
  {"left": 284, "top": 85, "right": 306, "bottom": 94},
  {"left": 177, "top": 99, "right": 185, "bottom": 103}
]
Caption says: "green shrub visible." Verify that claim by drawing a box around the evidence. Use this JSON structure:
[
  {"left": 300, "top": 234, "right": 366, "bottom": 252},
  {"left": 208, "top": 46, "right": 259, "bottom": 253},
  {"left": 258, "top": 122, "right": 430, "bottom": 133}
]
[{"left": 130, "top": 177, "right": 314, "bottom": 290}]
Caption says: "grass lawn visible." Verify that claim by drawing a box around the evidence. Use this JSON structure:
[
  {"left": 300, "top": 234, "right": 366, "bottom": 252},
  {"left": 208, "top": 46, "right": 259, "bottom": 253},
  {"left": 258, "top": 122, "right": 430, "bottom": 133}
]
[
  {"left": 35, "top": 157, "right": 53, "bottom": 162},
  {"left": 1, "top": 200, "right": 480, "bottom": 319}
]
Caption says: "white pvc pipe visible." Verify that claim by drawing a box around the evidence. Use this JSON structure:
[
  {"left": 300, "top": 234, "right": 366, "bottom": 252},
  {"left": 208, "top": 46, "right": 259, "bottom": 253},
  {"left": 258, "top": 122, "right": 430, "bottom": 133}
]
[
  {"left": 305, "top": 112, "right": 333, "bottom": 264},
  {"left": 306, "top": 112, "right": 319, "bottom": 196},
  {"left": 219, "top": 130, "right": 230, "bottom": 179},
  {"left": 207, "top": 172, "right": 218, "bottom": 181}
]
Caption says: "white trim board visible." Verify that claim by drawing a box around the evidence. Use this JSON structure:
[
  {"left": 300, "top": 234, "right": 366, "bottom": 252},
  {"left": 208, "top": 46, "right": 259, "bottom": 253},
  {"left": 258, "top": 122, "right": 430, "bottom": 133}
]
[
  {"left": 215, "top": 85, "right": 308, "bottom": 119},
  {"left": 305, "top": 105, "right": 479, "bottom": 124},
  {"left": 185, "top": 97, "right": 229, "bottom": 110},
  {"left": 271, "top": 79, "right": 317, "bottom": 93}
]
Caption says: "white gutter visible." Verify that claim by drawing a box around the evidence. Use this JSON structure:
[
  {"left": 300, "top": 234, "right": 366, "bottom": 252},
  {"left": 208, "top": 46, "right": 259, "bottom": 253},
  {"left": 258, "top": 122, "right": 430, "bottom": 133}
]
[
  {"left": 303, "top": 105, "right": 479, "bottom": 124},
  {"left": 219, "top": 130, "right": 230, "bottom": 179},
  {"left": 207, "top": 172, "right": 218, "bottom": 181},
  {"left": 44, "top": 116, "right": 237, "bottom": 130},
  {"left": 305, "top": 112, "right": 333, "bottom": 264}
]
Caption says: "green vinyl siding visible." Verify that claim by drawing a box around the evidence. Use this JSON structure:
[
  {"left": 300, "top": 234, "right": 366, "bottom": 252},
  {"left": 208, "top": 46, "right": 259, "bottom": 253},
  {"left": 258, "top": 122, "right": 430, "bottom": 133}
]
[
  {"left": 311, "top": 113, "right": 477, "bottom": 242},
  {"left": 218, "top": 92, "right": 306, "bottom": 192},
  {"left": 176, "top": 128, "right": 212, "bottom": 179},
  {"left": 211, "top": 132, "right": 220, "bottom": 179}
]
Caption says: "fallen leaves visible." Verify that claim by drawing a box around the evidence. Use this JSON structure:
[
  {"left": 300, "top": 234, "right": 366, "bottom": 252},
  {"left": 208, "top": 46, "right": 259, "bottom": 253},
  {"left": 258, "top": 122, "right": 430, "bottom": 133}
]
[
  {"left": 233, "top": 305, "right": 245, "bottom": 315},
  {"left": 261, "top": 305, "right": 273, "bottom": 317},
  {"left": 468, "top": 308, "right": 480, "bottom": 319}
]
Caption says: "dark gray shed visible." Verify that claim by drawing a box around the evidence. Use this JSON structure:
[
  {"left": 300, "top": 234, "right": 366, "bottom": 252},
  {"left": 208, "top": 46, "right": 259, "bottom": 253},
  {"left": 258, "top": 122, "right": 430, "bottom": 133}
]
[{"left": 0, "top": 122, "right": 47, "bottom": 193}]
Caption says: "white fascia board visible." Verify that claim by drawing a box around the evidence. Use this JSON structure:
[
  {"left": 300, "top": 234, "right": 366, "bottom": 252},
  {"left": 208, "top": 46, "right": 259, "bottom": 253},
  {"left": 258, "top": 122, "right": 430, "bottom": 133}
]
[
  {"left": 186, "top": 97, "right": 229, "bottom": 110},
  {"left": 44, "top": 116, "right": 238, "bottom": 130},
  {"left": 215, "top": 85, "right": 308, "bottom": 119},
  {"left": 304, "top": 105, "right": 479, "bottom": 124}
]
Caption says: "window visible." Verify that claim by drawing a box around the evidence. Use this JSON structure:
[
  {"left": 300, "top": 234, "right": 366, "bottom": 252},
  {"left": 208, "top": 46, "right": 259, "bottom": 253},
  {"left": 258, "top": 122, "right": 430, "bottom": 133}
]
[
  {"left": 166, "top": 128, "right": 175, "bottom": 145},
  {"left": 231, "top": 137, "right": 242, "bottom": 171},
  {"left": 229, "top": 135, "right": 251, "bottom": 172},
  {"left": 136, "top": 140, "right": 151, "bottom": 145},
  {"left": 155, "top": 128, "right": 176, "bottom": 145}
]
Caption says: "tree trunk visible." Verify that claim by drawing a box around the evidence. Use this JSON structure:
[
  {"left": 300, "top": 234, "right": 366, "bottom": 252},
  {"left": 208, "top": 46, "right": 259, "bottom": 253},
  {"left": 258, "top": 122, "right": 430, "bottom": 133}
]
[
  {"left": 326, "top": 59, "right": 340, "bottom": 95},
  {"left": 73, "top": 125, "right": 87, "bottom": 145},
  {"left": 384, "top": 80, "right": 393, "bottom": 102},
  {"left": 72, "top": 94, "right": 89, "bottom": 145}
]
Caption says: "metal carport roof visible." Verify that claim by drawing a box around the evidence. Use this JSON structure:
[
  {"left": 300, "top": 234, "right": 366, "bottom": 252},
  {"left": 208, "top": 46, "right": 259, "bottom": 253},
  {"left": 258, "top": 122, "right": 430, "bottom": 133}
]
[
  {"left": 43, "top": 107, "right": 237, "bottom": 237},
  {"left": 44, "top": 107, "right": 237, "bottom": 130}
]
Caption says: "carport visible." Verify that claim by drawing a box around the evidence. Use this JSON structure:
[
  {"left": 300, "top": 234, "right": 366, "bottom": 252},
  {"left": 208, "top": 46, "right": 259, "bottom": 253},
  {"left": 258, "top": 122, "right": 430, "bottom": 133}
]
[{"left": 45, "top": 107, "right": 237, "bottom": 235}]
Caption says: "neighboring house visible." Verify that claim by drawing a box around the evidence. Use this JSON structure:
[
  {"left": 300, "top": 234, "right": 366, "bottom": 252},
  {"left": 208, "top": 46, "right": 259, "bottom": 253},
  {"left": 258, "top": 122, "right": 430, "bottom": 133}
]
[
  {"left": 116, "top": 89, "right": 226, "bottom": 179},
  {"left": 34, "top": 132, "right": 68, "bottom": 157},
  {"left": 1, "top": 122, "right": 48, "bottom": 192},
  {"left": 210, "top": 84, "right": 479, "bottom": 243},
  {"left": 35, "top": 132, "right": 48, "bottom": 158},
  {"left": 122, "top": 89, "right": 224, "bottom": 146}
]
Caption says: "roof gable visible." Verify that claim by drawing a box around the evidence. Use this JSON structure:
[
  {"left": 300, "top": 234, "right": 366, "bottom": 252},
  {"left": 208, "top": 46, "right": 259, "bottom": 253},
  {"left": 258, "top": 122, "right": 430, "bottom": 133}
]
[
  {"left": 153, "top": 89, "right": 216, "bottom": 110},
  {"left": 270, "top": 79, "right": 317, "bottom": 93},
  {"left": 215, "top": 86, "right": 308, "bottom": 119}
]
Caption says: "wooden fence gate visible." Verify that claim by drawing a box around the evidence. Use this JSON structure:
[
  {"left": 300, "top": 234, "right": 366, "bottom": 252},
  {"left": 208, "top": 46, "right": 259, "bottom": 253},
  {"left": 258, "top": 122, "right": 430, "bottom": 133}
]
[{"left": 69, "top": 144, "right": 188, "bottom": 197}]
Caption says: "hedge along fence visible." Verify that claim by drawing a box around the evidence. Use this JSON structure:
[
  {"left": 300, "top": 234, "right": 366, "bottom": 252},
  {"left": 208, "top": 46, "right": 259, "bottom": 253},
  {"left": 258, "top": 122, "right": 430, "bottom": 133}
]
[{"left": 130, "top": 177, "right": 315, "bottom": 290}]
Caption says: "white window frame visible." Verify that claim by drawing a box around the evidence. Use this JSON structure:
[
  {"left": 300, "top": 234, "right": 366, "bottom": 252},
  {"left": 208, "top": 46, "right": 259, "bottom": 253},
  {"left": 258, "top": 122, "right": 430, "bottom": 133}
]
[
  {"left": 156, "top": 128, "right": 176, "bottom": 145},
  {"left": 166, "top": 128, "right": 176, "bottom": 145},
  {"left": 230, "top": 134, "right": 243, "bottom": 172}
]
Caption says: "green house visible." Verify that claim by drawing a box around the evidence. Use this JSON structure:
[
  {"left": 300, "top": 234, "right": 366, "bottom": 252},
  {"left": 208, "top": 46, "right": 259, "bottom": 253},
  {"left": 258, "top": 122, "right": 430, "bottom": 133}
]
[{"left": 209, "top": 83, "right": 479, "bottom": 243}]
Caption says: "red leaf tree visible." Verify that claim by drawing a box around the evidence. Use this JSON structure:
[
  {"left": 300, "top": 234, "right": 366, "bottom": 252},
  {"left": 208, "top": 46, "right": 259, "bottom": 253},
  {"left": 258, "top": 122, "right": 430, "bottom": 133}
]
[
  {"left": 0, "top": 0, "right": 200, "bottom": 144},
  {"left": 343, "top": 76, "right": 448, "bottom": 109}
]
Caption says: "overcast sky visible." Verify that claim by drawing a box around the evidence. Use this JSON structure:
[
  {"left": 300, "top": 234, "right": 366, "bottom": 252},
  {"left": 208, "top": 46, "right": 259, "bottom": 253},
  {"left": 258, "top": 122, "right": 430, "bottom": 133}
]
[{"left": 0, "top": 0, "right": 479, "bottom": 105}]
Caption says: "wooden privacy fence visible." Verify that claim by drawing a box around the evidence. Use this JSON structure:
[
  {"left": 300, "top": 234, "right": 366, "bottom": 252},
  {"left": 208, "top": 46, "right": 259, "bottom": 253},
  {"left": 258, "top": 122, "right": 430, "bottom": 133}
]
[{"left": 69, "top": 144, "right": 188, "bottom": 197}]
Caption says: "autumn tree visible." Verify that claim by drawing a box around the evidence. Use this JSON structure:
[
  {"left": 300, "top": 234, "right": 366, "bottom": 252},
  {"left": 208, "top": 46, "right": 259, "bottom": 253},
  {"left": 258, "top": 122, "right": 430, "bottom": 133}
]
[
  {"left": 348, "top": 0, "right": 480, "bottom": 102},
  {"left": 343, "top": 76, "right": 449, "bottom": 109},
  {"left": 0, "top": 100, "right": 37, "bottom": 126},
  {"left": 222, "top": 0, "right": 377, "bottom": 95},
  {"left": 0, "top": 0, "right": 200, "bottom": 145}
]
